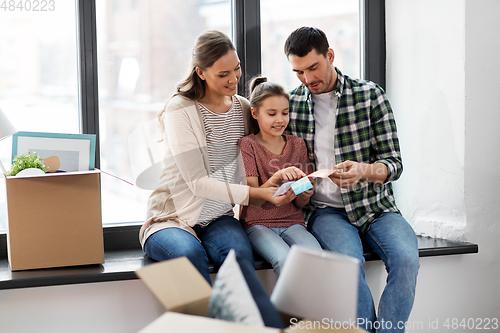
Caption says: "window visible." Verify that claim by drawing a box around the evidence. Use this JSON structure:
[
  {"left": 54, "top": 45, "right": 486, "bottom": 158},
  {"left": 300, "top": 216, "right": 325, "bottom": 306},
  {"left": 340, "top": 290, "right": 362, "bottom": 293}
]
[
  {"left": 95, "top": 0, "right": 232, "bottom": 225},
  {"left": 260, "top": 0, "right": 360, "bottom": 91},
  {"left": 0, "top": 2, "right": 80, "bottom": 232},
  {"left": 0, "top": 0, "right": 384, "bottom": 246}
]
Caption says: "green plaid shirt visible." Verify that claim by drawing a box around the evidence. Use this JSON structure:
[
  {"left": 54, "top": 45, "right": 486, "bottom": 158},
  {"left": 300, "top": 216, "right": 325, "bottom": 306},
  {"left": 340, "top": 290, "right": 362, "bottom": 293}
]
[{"left": 285, "top": 68, "right": 402, "bottom": 231}]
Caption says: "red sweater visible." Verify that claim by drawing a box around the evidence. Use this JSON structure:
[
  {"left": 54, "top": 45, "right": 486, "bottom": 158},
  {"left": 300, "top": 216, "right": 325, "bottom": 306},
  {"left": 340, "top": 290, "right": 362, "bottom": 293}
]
[{"left": 238, "top": 134, "right": 312, "bottom": 230}]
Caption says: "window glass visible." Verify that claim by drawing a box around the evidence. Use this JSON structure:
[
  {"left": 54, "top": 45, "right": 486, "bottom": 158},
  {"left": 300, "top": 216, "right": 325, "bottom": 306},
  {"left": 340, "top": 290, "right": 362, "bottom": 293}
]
[
  {"left": 260, "top": 0, "right": 360, "bottom": 91},
  {"left": 0, "top": 2, "right": 79, "bottom": 232},
  {"left": 96, "top": 0, "right": 232, "bottom": 225}
]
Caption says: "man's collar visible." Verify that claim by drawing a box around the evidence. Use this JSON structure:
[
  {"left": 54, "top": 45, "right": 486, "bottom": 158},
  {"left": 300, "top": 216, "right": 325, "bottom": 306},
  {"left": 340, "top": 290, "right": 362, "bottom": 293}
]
[{"left": 334, "top": 67, "right": 344, "bottom": 98}]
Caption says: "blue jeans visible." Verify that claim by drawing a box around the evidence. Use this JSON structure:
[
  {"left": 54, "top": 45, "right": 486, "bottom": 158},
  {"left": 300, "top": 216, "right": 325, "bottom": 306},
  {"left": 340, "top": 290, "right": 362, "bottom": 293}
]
[
  {"left": 246, "top": 224, "right": 322, "bottom": 276},
  {"left": 144, "top": 215, "right": 285, "bottom": 328},
  {"left": 308, "top": 207, "right": 419, "bottom": 333}
]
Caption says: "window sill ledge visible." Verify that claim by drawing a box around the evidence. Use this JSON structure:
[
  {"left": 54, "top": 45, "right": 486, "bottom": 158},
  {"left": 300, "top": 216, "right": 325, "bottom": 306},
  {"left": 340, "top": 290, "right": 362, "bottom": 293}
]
[{"left": 0, "top": 236, "right": 478, "bottom": 291}]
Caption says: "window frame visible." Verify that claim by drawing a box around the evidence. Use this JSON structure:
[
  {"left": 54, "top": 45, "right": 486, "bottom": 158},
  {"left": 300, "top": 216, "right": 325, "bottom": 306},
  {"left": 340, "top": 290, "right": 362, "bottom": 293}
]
[
  {"left": 0, "top": 0, "right": 386, "bottom": 254},
  {"left": 235, "top": 0, "right": 386, "bottom": 93},
  {"left": 362, "top": 0, "right": 386, "bottom": 89},
  {"left": 78, "top": 0, "right": 101, "bottom": 168},
  {"left": 234, "top": 0, "right": 261, "bottom": 96}
]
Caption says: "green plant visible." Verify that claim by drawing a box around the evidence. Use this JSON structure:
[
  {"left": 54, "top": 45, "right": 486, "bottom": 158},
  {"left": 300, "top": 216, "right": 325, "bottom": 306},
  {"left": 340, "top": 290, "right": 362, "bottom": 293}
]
[{"left": 7, "top": 152, "right": 48, "bottom": 176}]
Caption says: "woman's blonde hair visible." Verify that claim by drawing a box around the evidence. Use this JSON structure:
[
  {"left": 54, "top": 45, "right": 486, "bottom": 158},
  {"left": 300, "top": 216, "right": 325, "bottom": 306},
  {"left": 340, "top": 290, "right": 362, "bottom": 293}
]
[
  {"left": 158, "top": 30, "right": 235, "bottom": 128},
  {"left": 248, "top": 76, "right": 290, "bottom": 134}
]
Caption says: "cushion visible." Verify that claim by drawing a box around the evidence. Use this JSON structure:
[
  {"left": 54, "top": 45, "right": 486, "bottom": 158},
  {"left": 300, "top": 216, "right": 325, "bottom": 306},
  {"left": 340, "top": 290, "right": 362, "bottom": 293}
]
[{"left": 207, "top": 250, "right": 264, "bottom": 326}]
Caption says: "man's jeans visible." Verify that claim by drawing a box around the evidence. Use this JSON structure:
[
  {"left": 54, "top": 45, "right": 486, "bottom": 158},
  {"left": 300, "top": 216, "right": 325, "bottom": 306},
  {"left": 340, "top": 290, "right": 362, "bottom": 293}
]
[
  {"left": 144, "top": 215, "right": 285, "bottom": 328},
  {"left": 246, "top": 224, "right": 322, "bottom": 276},
  {"left": 308, "top": 207, "right": 419, "bottom": 333}
]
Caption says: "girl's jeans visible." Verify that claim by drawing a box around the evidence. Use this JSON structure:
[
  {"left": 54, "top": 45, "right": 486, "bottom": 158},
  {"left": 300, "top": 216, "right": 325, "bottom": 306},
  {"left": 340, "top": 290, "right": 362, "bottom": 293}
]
[{"left": 246, "top": 224, "right": 322, "bottom": 276}]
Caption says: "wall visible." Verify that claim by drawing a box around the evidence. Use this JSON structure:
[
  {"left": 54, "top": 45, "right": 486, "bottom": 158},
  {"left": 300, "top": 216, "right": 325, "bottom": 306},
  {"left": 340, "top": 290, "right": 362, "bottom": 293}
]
[
  {"left": 0, "top": 280, "right": 163, "bottom": 333},
  {"left": 388, "top": 1, "right": 467, "bottom": 241},
  {"left": 0, "top": 270, "right": 276, "bottom": 332},
  {"left": 368, "top": 0, "right": 500, "bottom": 331}
]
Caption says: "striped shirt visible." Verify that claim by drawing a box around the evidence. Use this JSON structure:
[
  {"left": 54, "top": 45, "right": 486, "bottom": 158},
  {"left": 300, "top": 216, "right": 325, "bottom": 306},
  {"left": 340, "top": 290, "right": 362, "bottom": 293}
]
[
  {"left": 285, "top": 67, "right": 403, "bottom": 231},
  {"left": 197, "top": 96, "right": 245, "bottom": 226}
]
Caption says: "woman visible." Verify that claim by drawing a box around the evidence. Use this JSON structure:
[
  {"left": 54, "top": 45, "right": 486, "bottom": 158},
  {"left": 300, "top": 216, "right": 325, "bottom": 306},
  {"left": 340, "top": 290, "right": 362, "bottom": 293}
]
[{"left": 139, "top": 30, "right": 292, "bottom": 328}]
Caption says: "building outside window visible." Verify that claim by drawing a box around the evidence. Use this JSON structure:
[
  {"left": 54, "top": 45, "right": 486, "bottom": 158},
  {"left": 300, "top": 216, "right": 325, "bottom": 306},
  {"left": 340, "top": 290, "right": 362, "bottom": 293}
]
[
  {"left": 0, "top": 2, "right": 79, "bottom": 231},
  {"left": 96, "top": 0, "right": 232, "bottom": 225},
  {"left": 260, "top": 0, "right": 359, "bottom": 91}
]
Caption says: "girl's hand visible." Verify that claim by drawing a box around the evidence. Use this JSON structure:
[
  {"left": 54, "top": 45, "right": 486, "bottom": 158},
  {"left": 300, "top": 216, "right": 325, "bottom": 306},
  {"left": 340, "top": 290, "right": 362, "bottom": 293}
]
[
  {"left": 295, "top": 177, "right": 315, "bottom": 208},
  {"left": 300, "top": 177, "right": 315, "bottom": 199},
  {"left": 273, "top": 166, "right": 306, "bottom": 183}
]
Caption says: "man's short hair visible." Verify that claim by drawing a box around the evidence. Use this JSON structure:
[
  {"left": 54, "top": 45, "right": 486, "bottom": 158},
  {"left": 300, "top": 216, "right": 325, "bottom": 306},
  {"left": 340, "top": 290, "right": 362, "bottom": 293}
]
[{"left": 284, "top": 27, "right": 330, "bottom": 58}]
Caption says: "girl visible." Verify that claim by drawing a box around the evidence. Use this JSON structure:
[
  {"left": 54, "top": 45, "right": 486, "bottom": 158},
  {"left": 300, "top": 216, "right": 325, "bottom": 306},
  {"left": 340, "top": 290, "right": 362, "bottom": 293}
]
[
  {"left": 139, "top": 31, "right": 292, "bottom": 328},
  {"left": 238, "top": 77, "right": 322, "bottom": 277}
]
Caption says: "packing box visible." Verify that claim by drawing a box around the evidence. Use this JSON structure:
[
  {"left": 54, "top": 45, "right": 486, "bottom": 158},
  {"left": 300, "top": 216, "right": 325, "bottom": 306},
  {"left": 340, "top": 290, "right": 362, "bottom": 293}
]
[
  {"left": 140, "top": 312, "right": 368, "bottom": 332},
  {"left": 5, "top": 170, "right": 104, "bottom": 271},
  {"left": 136, "top": 257, "right": 368, "bottom": 332}
]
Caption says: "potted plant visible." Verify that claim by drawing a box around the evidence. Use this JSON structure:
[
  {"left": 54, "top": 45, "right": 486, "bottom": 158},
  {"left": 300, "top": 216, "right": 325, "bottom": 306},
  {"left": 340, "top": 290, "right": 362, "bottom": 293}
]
[{"left": 7, "top": 151, "right": 48, "bottom": 176}]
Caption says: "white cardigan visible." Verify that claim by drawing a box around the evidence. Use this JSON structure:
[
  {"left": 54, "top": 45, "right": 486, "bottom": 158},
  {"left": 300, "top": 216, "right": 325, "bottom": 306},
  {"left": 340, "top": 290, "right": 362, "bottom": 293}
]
[{"left": 139, "top": 94, "right": 252, "bottom": 247}]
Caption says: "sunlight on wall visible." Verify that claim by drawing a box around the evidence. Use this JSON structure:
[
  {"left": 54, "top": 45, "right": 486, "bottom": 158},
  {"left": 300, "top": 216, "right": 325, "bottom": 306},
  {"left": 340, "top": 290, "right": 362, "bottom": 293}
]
[{"left": 386, "top": 0, "right": 467, "bottom": 241}]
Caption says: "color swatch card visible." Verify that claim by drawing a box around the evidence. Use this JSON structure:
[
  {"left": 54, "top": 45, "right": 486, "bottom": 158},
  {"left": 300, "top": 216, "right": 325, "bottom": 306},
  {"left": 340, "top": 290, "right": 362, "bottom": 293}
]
[
  {"left": 271, "top": 168, "right": 346, "bottom": 197},
  {"left": 273, "top": 177, "right": 313, "bottom": 197},
  {"left": 308, "top": 168, "right": 344, "bottom": 178},
  {"left": 291, "top": 176, "right": 313, "bottom": 195}
]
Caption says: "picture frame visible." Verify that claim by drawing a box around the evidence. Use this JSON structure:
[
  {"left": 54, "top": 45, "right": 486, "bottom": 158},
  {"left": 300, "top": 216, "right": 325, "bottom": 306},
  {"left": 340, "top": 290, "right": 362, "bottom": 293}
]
[{"left": 11, "top": 131, "right": 96, "bottom": 173}]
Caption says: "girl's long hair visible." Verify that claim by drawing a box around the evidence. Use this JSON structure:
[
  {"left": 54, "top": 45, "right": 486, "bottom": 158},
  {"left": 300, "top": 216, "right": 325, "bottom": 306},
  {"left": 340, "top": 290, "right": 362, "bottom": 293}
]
[{"left": 157, "top": 30, "right": 236, "bottom": 130}]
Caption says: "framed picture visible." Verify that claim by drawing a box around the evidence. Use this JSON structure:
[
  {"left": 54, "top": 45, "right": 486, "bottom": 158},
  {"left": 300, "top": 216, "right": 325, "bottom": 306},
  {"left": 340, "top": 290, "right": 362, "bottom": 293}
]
[{"left": 11, "top": 132, "right": 96, "bottom": 173}]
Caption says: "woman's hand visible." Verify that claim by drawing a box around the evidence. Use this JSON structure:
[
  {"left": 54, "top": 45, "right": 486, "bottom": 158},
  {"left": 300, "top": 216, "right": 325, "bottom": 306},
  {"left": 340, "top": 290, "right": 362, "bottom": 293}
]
[
  {"left": 249, "top": 186, "right": 297, "bottom": 207},
  {"left": 268, "top": 188, "right": 297, "bottom": 206}
]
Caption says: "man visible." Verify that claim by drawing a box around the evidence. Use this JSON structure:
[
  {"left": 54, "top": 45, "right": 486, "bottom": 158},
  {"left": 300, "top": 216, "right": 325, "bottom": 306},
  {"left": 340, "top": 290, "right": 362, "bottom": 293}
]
[{"left": 283, "top": 27, "right": 419, "bottom": 333}]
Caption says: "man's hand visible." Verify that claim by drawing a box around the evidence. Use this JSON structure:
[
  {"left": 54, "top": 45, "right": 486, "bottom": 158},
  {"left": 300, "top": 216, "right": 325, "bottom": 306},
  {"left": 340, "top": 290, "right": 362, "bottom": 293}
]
[
  {"left": 329, "top": 161, "right": 388, "bottom": 188},
  {"left": 329, "top": 160, "right": 363, "bottom": 188}
]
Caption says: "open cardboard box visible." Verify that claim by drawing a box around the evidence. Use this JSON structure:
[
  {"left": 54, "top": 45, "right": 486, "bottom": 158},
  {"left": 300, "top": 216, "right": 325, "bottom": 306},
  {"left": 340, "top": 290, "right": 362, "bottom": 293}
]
[
  {"left": 5, "top": 170, "right": 104, "bottom": 271},
  {"left": 136, "top": 257, "right": 367, "bottom": 332}
]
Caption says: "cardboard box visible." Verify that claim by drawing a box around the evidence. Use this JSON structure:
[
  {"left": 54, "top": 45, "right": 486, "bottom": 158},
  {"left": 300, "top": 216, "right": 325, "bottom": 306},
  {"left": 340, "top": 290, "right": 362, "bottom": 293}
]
[
  {"left": 140, "top": 312, "right": 368, "bottom": 333},
  {"left": 136, "top": 257, "right": 280, "bottom": 332},
  {"left": 136, "top": 257, "right": 368, "bottom": 332},
  {"left": 136, "top": 255, "right": 212, "bottom": 317},
  {"left": 5, "top": 170, "right": 104, "bottom": 271},
  {"left": 140, "top": 312, "right": 281, "bottom": 333}
]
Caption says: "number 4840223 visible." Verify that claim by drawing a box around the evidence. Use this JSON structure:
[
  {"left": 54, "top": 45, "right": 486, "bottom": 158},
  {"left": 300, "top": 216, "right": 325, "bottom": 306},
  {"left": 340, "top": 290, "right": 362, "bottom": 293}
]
[
  {"left": 443, "top": 318, "right": 499, "bottom": 330},
  {"left": 1, "top": 0, "right": 55, "bottom": 11}
]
